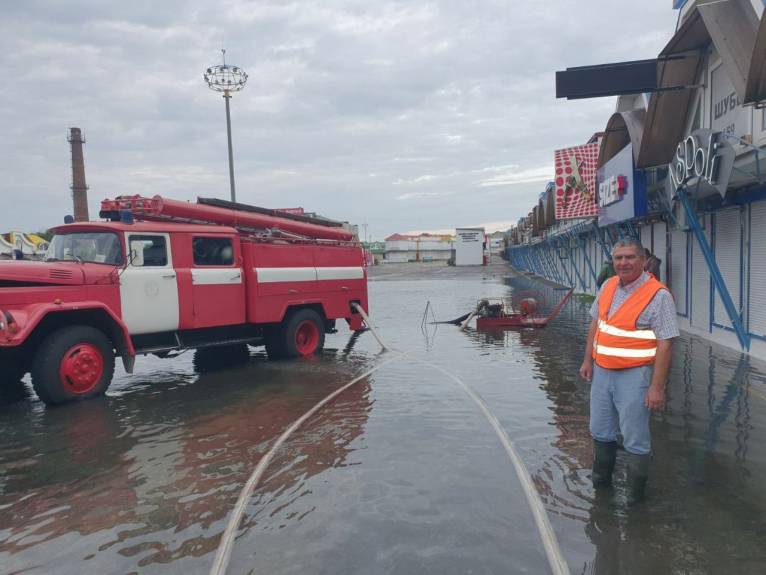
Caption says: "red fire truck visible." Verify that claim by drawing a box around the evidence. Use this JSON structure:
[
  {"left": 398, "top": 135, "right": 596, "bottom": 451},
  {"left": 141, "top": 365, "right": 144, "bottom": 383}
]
[{"left": 0, "top": 196, "right": 368, "bottom": 405}]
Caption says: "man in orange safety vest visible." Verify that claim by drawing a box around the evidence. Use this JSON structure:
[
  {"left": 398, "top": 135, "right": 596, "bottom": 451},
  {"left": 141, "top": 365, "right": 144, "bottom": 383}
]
[{"left": 579, "top": 238, "right": 679, "bottom": 504}]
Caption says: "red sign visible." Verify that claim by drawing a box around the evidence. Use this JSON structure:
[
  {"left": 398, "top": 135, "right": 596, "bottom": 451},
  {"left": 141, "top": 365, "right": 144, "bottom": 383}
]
[
  {"left": 554, "top": 143, "right": 599, "bottom": 220},
  {"left": 276, "top": 207, "right": 305, "bottom": 215}
]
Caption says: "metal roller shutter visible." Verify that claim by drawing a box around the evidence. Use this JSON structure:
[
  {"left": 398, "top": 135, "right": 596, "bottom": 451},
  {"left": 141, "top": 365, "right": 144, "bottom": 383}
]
[
  {"left": 690, "top": 214, "right": 711, "bottom": 331},
  {"left": 713, "top": 208, "right": 742, "bottom": 329},
  {"left": 670, "top": 229, "right": 688, "bottom": 315},
  {"left": 749, "top": 201, "right": 766, "bottom": 337},
  {"left": 653, "top": 221, "right": 667, "bottom": 282},
  {"left": 640, "top": 225, "right": 652, "bottom": 252}
]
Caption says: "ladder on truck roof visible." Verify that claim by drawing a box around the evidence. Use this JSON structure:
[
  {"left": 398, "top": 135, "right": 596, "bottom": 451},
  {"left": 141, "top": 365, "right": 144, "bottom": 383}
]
[
  {"left": 99, "top": 195, "right": 355, "bottom": 243},
  {"left": 198, "top": 197, "right": 345, "bottom": 228}
]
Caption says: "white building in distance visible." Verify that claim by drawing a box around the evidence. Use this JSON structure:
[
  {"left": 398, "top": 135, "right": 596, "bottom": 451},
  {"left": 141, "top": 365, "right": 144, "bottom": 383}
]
[{"left": 384, "top": 233, "right": 454, "bottom": 263}]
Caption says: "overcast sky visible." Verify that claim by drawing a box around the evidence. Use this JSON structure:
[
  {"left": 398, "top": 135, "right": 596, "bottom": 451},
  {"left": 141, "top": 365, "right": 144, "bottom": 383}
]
[{"left": 0, "top": 1, "right": 676, "bottom": 240}]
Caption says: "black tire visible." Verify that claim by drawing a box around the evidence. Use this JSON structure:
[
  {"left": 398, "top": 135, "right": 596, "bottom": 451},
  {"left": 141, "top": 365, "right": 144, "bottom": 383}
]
[
  {"left": 0, "top": 377, "right": 30, "bottom": 404},
  {"left": 0, "top": 356, "right": 28, "bottom": 387},
  {"left": 267, "top": 308, "right": 325, "bottom": 359},
  {"left": 264, "top": 326, "right": 286, "bottom": 359},
  {"left": 31, "top": 326, "right": 115, "bottom": 406},
  {"left": 193, "top": 344, "right": 250, "bottom": 373}
]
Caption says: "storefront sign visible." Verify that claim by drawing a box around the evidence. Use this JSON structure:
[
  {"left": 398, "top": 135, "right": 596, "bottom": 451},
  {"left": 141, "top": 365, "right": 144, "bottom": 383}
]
[
  {"left": 710, "top": 64, "right": 748, "bottom": 139},
  {"left": 597, "top": 143, "right": 646, "bottom": 227},
  {"left": 668, "top": 129, "right": 735, "bottom": 197},
  {"left": 554, "top": 142, "right": 599, "bottom": 220},
  {"left": 599, "top": 174, "right": 628, "bottom": 208}
]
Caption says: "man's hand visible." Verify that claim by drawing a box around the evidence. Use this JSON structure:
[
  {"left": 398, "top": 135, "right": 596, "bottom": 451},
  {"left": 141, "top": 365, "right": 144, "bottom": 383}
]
[
  {"left": 645, "top": 384, "right": 666, "bottom": 411},
  {"left": 646, "top": 339, "right": 672, "bottom": 411},
  {"left": 580, "top": 319, "right": 598, "bottom": 382}
]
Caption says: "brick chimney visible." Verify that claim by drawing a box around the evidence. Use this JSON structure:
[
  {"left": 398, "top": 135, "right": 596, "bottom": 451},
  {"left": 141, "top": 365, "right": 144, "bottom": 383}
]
[{"left": 68, "top": 127, "right": 89, "bottom": 222}]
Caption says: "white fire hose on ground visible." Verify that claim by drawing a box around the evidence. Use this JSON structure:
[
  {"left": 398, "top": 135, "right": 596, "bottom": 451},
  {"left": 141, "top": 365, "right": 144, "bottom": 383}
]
[
  {"left": 351, "top": 302, "right": 391, "bottom": 351},
  {"left": 210, "top": 304, "right": 570, "bottom": 575}
]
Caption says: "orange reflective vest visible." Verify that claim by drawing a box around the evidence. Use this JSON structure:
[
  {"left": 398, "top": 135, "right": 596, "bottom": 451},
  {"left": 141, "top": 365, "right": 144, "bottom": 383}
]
[{"left": 592, "top": 275, "right": 667, "bottom": 370}]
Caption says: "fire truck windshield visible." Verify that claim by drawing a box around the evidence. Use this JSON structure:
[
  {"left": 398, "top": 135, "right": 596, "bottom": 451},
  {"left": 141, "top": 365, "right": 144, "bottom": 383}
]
[{"left": 45, "top": 232, "right": 123, "bottom": 265}]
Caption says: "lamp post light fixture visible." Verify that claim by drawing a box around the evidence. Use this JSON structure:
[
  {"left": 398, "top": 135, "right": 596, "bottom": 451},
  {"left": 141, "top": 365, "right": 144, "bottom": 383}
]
[{"left": 204, "top": 49, "right": 248, "bottom": 203}]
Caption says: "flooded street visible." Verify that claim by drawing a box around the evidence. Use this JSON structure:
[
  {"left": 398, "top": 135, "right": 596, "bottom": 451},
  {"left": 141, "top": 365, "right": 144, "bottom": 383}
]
[{"left": 2, "top": 262, "right": 766, "bottom": 574}]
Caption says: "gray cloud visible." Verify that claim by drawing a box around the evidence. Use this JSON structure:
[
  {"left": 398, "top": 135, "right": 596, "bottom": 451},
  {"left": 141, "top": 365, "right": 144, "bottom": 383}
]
[{"left": 0, "top": 0, "right": 673, "bottom": 239}]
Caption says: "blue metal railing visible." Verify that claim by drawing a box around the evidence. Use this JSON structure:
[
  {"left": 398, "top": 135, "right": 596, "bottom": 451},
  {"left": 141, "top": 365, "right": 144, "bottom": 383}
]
[
  {"left": 677, "top": 188, "right": 750, "bottom": 350},
  {"left": 580, "top": 235, "right": 598, "bottom": 284}
]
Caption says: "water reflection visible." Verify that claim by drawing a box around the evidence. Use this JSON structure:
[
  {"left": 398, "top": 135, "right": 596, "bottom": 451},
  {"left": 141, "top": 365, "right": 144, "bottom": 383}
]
[
  {"left": 504, "top": 286, "right": 766, "bottom": 573},
  {"left": 0, "top": 350, "right": 375, "bottom": 572},
  {"left": 2, "top": 271, "right": 766, "bottom": 574}
]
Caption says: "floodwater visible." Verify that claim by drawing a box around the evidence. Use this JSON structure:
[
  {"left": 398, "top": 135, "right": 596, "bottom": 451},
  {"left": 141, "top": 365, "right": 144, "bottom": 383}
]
[{"left": 1, "top": 262, "right": 766, "bottom": 574}]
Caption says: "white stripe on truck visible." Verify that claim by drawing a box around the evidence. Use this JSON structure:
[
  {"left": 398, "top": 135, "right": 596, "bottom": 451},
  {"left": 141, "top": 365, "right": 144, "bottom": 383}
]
[
  {"left": 191, "top": 268, "right": 243, "bottom": 285},
  {"left": 255, "top": 266, "right": 363, "bottom": 283},
  {"left": 255, "top": 267, "right": 317, "bottom": 283},
  {"left": 316, "top": 266, "right": 365, "bottom": 281}
]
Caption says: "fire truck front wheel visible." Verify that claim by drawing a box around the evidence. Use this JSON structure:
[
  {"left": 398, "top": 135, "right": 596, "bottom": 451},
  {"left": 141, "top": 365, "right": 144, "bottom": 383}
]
[
  {"left": 267, "top": 308, "right": 325, "bottom": 359},
  {"left": 0, "top": 355, "right": 28, "bottom": 386},
  {"left": 31, "top": 326, "right": 115, "bottom": 405}
]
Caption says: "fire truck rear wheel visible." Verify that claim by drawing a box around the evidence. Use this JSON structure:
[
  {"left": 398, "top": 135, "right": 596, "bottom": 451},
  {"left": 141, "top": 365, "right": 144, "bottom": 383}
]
[
  {"left": 269, "top": 309, "right": 325, "bottom": 359},
  {"left": 31, "top": 326, "right": 115, "bottom": 405}
]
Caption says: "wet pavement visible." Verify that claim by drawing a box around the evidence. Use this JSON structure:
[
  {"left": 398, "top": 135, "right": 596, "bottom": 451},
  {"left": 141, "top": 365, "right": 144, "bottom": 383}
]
[{"left": 1, "top": 261, "right": 766, "bottom": 574}]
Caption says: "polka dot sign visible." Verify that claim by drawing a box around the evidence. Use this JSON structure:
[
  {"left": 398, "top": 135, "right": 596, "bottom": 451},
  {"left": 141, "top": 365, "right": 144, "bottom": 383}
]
[{"left": 554, "top": 143, "right": 599, "bottom": 220}]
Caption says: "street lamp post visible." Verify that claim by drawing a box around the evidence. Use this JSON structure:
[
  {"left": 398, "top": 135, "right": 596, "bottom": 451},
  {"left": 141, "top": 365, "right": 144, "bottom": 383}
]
[{"left": 204, "top": 49, "right": 248, "bottom": 203}]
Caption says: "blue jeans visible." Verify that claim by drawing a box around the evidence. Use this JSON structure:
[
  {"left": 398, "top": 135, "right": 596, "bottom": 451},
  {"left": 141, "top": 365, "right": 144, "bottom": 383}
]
[{"left": 589, "top": 364, "right": 652, "bottom": 455}]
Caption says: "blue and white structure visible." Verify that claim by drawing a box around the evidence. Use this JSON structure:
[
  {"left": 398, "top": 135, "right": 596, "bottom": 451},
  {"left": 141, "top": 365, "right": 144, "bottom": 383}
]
[{"left": 511, "top": 0, "right": 766, "bottom": 360}]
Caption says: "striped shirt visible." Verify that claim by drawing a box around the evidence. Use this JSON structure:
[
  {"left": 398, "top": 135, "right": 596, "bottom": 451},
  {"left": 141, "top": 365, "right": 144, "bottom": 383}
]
[{"left": 589, "top": 272, "right": 680, "bottom": 340}]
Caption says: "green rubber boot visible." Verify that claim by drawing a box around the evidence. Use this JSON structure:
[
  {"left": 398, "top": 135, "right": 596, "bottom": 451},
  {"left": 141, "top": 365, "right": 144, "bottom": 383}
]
[
  {"left": 625, "top": 452, "right": 651, "bottom": 505},
  {"left": 592, "top": 440, "right": 618, "bottom": 488}
]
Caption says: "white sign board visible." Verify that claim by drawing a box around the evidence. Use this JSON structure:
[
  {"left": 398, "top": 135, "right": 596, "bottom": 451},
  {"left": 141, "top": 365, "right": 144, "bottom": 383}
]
[
  {"left": 710, "top": 64, "right": 748, "bottom": 139},
  {"left": 455, "top": 228, "right": 484, "bottom": 266}
]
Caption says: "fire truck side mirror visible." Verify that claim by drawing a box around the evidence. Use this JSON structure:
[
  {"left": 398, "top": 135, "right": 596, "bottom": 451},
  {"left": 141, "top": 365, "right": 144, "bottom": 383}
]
[{"left": 129, "top": 240, "right": 145, "bottom": 267}]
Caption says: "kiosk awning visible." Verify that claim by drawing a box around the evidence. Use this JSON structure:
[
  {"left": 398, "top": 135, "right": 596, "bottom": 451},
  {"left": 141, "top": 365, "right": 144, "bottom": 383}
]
[
  {"left": 598, "top": 109, "right": 646, "bottom": 169},
  {"left": 637, "top": 2, "right": 758, "bottom": 168},
  {"left": 745, "top": 14, "right": 766, "bottom": 106}
]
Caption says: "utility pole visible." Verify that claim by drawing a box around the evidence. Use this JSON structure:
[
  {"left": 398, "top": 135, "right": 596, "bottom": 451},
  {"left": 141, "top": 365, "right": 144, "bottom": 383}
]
[{"left": 204, "top": 49, "right": 248, "bottom": 203}]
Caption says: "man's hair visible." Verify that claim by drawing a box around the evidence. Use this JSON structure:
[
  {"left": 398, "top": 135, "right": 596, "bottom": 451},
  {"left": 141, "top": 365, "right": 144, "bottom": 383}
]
[{"left": 611, "top": 237, "right": 644, "bottom": 257}]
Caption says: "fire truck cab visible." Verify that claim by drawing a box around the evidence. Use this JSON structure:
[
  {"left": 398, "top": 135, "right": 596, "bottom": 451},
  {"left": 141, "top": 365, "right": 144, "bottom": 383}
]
[{"left": 0, "top": 196, "right": 368, "bottom": 405}]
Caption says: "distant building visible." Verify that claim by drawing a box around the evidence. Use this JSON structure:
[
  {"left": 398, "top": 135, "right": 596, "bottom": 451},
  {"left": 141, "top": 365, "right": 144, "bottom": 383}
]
[
  {"left": 455, "top": 228, "right": 485, "bottom": 266},
  {"left": 384, "top": 233, "right": 453, "bottom": 263},
  {"left": 366, "top": 241, "right": 386, "bottom": 265},
  {"left": 0, "top": 232, "right": 49, "bottom": 259},
  {"left": 487, "top": 231, "right": 506, "bottom": 254}
]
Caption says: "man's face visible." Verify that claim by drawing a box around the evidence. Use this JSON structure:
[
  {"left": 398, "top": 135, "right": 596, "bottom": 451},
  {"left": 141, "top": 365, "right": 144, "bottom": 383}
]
[{"left": 612, "top": 245, "right": 645, "bottom": 284}]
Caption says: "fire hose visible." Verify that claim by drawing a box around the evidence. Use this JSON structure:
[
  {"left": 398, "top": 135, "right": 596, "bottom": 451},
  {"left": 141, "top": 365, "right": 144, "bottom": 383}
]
[{"left": 210, "top": 306, "right": 570, "bottom": 575}]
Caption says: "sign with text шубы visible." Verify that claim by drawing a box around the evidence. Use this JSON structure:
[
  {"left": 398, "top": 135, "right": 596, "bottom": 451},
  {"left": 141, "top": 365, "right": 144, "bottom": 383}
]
[
  {"left": 711, "top": 64, "right": 748, "bottom": 140},
  {"left": 554, "top": 143, "right": 599, "bottom": 221}
]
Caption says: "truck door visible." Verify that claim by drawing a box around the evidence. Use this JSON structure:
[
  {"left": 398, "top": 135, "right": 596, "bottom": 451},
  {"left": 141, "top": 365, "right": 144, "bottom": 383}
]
[
  {"left": 120, "top": 233, "right": 180, "bottom": 334},
  {"left": 190, "top": 235, "right": 245, "bottom": 328}
]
